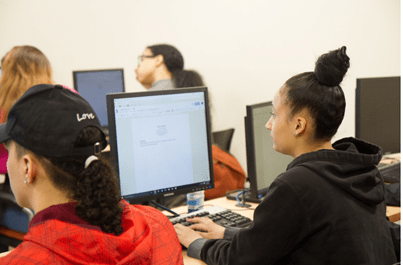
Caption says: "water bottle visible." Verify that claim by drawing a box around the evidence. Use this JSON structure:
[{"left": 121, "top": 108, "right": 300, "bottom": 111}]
[{"left": 186, "top": 191, "right": 205, "bottom": 213}]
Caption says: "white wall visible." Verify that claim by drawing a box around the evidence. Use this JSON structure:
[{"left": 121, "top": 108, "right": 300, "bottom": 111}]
[{"left": 0, "top": 0, "right": 400, "bottom": 171}]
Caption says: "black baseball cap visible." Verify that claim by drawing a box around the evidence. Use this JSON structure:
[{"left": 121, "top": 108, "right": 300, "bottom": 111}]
[{"left": 0, "top": 84, "right": 108, "bottom": 157}]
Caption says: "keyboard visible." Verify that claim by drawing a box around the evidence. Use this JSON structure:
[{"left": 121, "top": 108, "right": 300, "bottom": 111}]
[
  {"left": 170, "top": 205, "right": 252, "bottom": 228},
  {"left": 378, "top": 162, "right": 400, "bottom": 184}
]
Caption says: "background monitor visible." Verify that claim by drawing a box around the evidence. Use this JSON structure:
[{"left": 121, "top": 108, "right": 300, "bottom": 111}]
[
  {"left": 355, "top": 76, "right": 400, "bottom": 154},
  {"left": 73, "top": 69, "right": 125, "bottom": 132},
  {"left": 245, "top": 101, "right": 293, "bottom": 200},
  {"left": 106, "top": 87, "right": 214, "bottom": 204}
]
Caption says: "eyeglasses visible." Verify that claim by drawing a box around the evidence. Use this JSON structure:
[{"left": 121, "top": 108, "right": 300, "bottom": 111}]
[{"left": 137, "top": 55, "right": 157, "bottom": 66}]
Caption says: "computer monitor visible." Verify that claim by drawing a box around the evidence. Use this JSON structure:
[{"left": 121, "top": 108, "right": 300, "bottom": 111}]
[
  {"left": 73, "top": 69, "right": 125, "bottom": 133},
  {"left": 355, "top": 76, "right": 400, "bottom": 154},
  {"left": 245, "top": 101, "right": 293, "bottom": 200},
  {"left": 106, "top": 87, "right": 214, "bottom": 204}
]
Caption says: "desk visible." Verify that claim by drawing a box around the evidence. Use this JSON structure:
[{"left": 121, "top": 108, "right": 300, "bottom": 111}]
[
  {"left": 387, "top": 206, "right": 401, "bottom": 223},
  {"left": 173, "top": 197, "right": 400, "bottom": 264}
]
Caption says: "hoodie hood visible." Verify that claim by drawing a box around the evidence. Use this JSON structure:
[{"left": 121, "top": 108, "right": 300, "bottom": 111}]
[
  {"left": 22, "top": 201, "right": 183, "bottom": 264},
  {"left": 287, "top": 137, "right": 384, "bottom": 205}
]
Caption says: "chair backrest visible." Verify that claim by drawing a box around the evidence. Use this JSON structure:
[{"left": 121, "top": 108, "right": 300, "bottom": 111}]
[
  {"left": 0, "top": 174, "right": 33, "bottom": 250},
  {"left": 212, "top": 128, "right": 235, "bottom": 152}
]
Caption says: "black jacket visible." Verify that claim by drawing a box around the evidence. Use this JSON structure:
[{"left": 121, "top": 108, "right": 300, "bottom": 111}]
[{"left": 189, "top": 138, "right": 397, "bottom": 264}]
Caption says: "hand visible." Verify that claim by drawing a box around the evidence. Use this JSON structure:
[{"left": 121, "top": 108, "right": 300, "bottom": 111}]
[
  {"left": 174, "top": 223, "right": 204, "bottom": 248},
  {"left": 187, "top": 217, "right": 226, "bottom": 240}
]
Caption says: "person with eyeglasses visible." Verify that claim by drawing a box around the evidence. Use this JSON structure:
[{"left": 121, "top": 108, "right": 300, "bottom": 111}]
[{"left": 135, "top": 44, "right": 204, "bottom": 90}]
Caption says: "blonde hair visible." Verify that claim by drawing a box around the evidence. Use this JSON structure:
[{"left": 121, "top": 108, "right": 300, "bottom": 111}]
[{"left": 0, "top": 46, "right": 54, "bottom": 121}]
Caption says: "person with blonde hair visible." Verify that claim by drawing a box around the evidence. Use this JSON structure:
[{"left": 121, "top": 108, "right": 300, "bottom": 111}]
[
  {"left": 0, "top": 45, "right": 54, "bottom": 120},
  {"left": 0, "top": 46, "right": 76, "bottom": 247},
  {"left": 0, "top": 46, "right": 54, "bottom": 174}
]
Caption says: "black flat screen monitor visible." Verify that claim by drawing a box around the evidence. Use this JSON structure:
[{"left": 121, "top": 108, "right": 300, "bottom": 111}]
[
  {"left": 106, "top": 87, "right": 214, "bottom": 204},
  {"left": 73, "top": 69, "right": 125, "bottom": 132},
  {"left": 245, "top": 101, "right": 293, "bottom": 200},
  {"left": 355, "top": 76, "right": 400, "bottom": 154}
]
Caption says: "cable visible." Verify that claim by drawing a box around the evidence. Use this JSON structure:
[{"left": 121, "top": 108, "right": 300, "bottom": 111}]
[
  {"left": 236, "top": 190, "right": 246, "bottom": 205},
  {"left": 235, "top": 190, "right": 251, "bottom": 208},
  {"left": 149, "top": 200, "right": 180, "bottom": 218},
  {"left": 223, "top": 188, "right": 251, "bottom": 198}
]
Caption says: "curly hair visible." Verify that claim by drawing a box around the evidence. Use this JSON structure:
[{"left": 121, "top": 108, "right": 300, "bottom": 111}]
[{"left": 15, "top": 127, "right": 123, "bottom": 235}]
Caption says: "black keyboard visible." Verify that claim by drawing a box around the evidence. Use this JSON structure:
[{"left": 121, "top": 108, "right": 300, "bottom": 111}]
[
  {"left": 170, "top": 205, "right": 252, "bottom": 228},
  {"left": 378, "top": 162, "right": 400, "bottom": 184}
]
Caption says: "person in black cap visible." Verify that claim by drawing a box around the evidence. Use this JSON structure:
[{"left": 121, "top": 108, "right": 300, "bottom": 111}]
[{"left": 0, "top": 84, "right": 184, "bottom": 264}]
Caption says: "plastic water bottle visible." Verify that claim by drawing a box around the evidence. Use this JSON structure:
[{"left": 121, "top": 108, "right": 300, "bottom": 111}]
[{"left": 186, "top": 191, "right": 205, "bottom": 213}]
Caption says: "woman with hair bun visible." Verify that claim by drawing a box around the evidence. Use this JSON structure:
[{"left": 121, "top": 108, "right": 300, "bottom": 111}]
[
  {"left": 0, "top": 84, "right": 183, "bottom": 264},
  {"left": 135, "top": 44, "right": 204, "bottom": 90},
  {"left": 175, "top": 47, "right": 397, "bottom": 264}
]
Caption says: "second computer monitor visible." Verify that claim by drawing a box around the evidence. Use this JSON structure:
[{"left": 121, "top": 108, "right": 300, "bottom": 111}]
[
  {"left": 73, "top": 69, "right": 125, "bottom": 131},
  {"left": 355, "top": 76, "right": 400, "bottom": 154},
  {"left": 245, "top": 101, "right": 293, "bottom": 200}
]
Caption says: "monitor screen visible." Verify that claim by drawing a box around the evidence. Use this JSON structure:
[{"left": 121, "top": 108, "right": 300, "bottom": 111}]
[
  {"left": 245, "top": 101, "right": 293, "bottom": 199},
  {"left": 73, "top": 69, "right": 125, "bottom": 128},
  {"left": 106, "top": 87, "right": 214, "bottom": 204},
  {"left": 355, "top": 76, "right": 400, "bottom": 154}
]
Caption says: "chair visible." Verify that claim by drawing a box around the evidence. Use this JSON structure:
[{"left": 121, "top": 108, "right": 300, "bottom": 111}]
[
  {"left": 0, "top": 175, "right": 33, "bottom": 252},
  {"left": 212, "top": 128, "right": 235, "bottom": 153}
]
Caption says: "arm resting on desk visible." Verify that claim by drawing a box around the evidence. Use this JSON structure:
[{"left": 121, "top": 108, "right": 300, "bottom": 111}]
[
  {"left": 188, "top": 238, "right": 208, "bottom": 259},
  {"left": 224, "top": 227, "right": 242, "bottom": 238}
]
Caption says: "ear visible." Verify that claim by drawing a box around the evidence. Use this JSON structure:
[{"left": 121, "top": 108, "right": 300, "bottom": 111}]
[
  {"left": 22, "top": 154, "right": 39, "bottom": 184},
  {"left": 154, "top": 54, "right": 164, "bottom": 67},
  {"left": 294, "top": 116, "right": 307, "bottom": 137}
]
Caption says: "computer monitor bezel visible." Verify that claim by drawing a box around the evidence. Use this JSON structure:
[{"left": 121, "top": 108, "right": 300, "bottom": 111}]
[
  {"left": 72, "top": 68, "right": 126, "bottom": 130},
  {"left": 245, "top": 101, "right": 270, "bottom": 199},
  {"left": 244, "top": 101, "right": 293, "bottom": 200},
  {"left": 106, "top": 86, "right": 215, "bottom": 204}
]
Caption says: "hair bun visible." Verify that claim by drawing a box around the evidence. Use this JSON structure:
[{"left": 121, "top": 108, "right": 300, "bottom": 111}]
[{"left": 314, "top": 46, "right": 350, "bottom": 87}]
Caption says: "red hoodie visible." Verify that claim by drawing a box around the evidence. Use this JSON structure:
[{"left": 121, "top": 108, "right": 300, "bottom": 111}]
[{"left": 0, "top": 200, "right": 183, "bottom": 264}]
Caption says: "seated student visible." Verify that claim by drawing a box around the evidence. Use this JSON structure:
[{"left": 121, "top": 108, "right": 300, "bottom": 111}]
[
  {"left": 0, "top": 45, "right": 56, "bottom": 241},
  {"left": 174, "top": 47, "right": 397, "bottom": 264},
  {"left": 0, "top": 84, "right": 183, "bottom": 264},
  {"left": 135, "top": 43, "right": 204, "bottom": 90},
  {"left": 136, "top": 44, "right": 245, "bottom": 205},
  {"left": 0, "top": 46, "right": 78, "bottom": 244}
]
